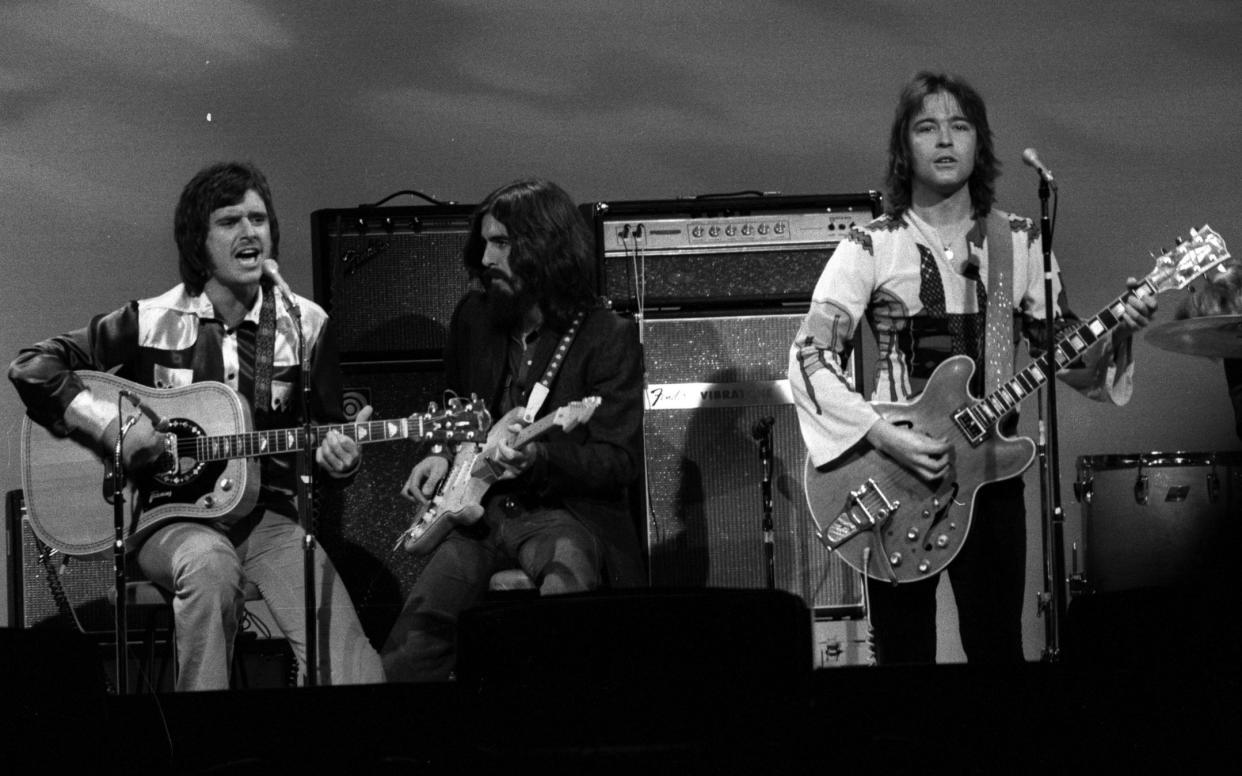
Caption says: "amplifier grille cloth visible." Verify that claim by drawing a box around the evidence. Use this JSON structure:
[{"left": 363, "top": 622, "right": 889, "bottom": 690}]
[{"left": 641, "top": 314, "right": 862, "bottom": 613}]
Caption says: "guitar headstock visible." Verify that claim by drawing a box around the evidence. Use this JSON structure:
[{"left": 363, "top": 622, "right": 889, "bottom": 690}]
[
  {"left": 551, "top": 396, "right": 602, "bottom": 433},
  {"left": 416, "top": 396, "right": 491, "bottom": 443},
  {"left": 1146, "top": 225, "right": 1231, "bottom": 294}
]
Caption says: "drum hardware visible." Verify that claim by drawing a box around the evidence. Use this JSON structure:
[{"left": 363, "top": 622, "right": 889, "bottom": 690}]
[
  {"left": 1133, "top": 464, "right": 1149, "bottom": 505},
  {"left": 1067, "top": 542, "right": 1088, "bottom": 597},
  {"left": 1072, "top": 475, "right": 1093, "bottom": 504},
  {"left": 1145, "top": 314, "right": 1242, "bottom": 359}
]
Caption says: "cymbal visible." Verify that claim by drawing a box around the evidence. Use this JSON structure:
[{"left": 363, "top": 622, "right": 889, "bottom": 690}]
[{"left": 1146, "top": 315, "right": 1242, "bottom": 358}]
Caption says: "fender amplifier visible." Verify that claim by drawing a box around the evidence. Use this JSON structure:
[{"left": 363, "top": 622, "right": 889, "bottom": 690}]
[{"left": 584, "top": 191, "right": 880, "bottom": 312}]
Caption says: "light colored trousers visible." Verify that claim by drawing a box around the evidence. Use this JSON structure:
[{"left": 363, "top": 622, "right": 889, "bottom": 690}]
[{"left": 137, "top": 509, "right": 384, "bottom": 691}]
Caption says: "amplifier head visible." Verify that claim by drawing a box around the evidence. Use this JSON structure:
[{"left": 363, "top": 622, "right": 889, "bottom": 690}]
[{"left": 585, "top": 192, "right": 881, "bottom": 313}]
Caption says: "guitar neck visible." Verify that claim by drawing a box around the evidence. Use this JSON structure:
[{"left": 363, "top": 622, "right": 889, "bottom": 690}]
[
  {"left": 959, "top": 279, "right": 1156, "bottom": 431},
  {"left": 512, "top": 412, "right": 561, "bottom": 449},
  {"left": 189, "top": 418, "right": 426, "bottom": 463}
]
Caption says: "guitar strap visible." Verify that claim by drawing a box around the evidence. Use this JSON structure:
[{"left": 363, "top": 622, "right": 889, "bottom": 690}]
[
  {"left": 521, "top": 309, "right": 587, "bottom": 424},
  {"left": 983, "top": 211, "right": 1016, "bottom": 395},
  {"left": 252, "top": 282, "right": 279, "bottom": 426}
]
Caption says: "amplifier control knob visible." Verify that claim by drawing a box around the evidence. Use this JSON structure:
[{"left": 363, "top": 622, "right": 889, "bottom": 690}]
[
  {"left": 757, "top": 223, "right": 769, "bottom": 235},
  {"left": 725, "top": 225, "right": 736, "bottom": 236},
  {"left": 708, "top": 225, "right": 721, "bottom": 237},
  {"left": 691, "top": 225, "right": 704, "bottom": 238},
  {"left": 741, "top": 224, "right": 753, "bottom": 236}
]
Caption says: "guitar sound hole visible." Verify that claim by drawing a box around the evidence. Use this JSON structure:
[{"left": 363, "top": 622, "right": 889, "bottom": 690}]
[{"left": 154, "top": 417, "right": 207, "bottom": 487}]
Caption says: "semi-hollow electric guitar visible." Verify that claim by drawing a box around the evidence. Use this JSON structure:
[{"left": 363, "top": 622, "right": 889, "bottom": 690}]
[
  {"left": 804, "top": 225, "right": 1230, "bottom": 584},
  {"left": 398, "top": 397, "right": 601, "bottom": 556},
  {"left": 20, "top": 371, "right": 490, "bottom": 555}
]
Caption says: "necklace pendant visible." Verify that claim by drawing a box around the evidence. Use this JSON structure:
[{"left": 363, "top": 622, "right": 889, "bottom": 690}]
[{"left": 944, "top": 247, "right": 955, "bottom": 261}]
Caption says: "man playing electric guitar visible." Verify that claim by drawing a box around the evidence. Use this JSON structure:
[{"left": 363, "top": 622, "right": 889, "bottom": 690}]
[
  {"left": 789, "top": 73, "right": 1157, "bottom": 665},
  {"left": 382, "top": 178, "right": 645, "bottom": 682},
  {"left": 9, "top": 162, "right": 384, "bottom": 690}
]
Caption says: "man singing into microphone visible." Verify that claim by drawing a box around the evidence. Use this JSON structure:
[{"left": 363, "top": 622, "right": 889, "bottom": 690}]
[
  {"left": 9, "top": 161, "right": 384, "bottom": 690},
  {"left": 789, "top": 72, "right": 1157, "bottom": 664}
]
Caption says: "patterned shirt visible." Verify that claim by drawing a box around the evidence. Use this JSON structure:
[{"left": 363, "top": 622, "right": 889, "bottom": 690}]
[
  {"left": 9, "top": 283, "right": 349, "bottom": 510},
  {"left": 789, "top": 209, "right": 1133, "bottom": 467}
]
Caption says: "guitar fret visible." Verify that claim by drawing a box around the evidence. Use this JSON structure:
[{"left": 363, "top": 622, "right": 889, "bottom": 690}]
[
  {"left": 975, "top": 403, "right": 996, "bottom": 425},
  {"left": 182, "top": 405, "right": 482, "bottom": 463}
]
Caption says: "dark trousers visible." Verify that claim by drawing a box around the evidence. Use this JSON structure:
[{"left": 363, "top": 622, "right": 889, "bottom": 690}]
[
  {"left": 866, "top": 477, "right": 1028, "bottom": 664},
  {"left": 381, "top": 496, "right": 603, "bottom": 682}
]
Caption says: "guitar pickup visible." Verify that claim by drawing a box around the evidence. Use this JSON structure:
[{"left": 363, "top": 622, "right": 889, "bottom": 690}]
[{"left": 952, "top": 406, "right": 989, "bottom": 446}]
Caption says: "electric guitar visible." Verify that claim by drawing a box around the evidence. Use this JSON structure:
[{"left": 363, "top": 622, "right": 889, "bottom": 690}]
[
  {"left": 398, "top": 397, "right": 601, "bottom": 556},
  {"left": 20, "top": 371, "right": 490, "bottom": 555},
  {"left": 804, "top": 225, "right": 1231, "bottom": 583}
]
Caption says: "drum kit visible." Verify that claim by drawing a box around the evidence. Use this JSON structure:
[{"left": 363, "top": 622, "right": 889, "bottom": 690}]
[{"left": 1071, "top": 315, "right": 1241, "bottom": 597}]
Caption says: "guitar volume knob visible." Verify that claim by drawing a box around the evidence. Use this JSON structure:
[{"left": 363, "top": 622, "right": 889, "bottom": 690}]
[
  {"left": 918, "top": 560, "right": 931, "bottom": 574},
  {"left": 219, "top": 478, "right": 233, "bottom": 492},
  {"left": 906, "top": 528, "right": 919, "bottom": 541},
  {"left": 936, "top": 534, "right": 949, "bottom": 548},
  {"left": 888, "top": 552, "right": 902, "bottom": 566}
]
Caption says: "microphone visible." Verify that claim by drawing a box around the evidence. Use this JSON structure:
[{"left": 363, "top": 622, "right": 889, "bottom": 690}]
[
  {"left": 1021, "top": 148, "right": 1056, "bottom": 186},
  {"left": 262, "top": 259, "right": 300, "bottom": 311},
  {"left": 750, "top": 415, "right": 775, "bottom": 440},
  {"left": 120, "top": 390, "right": 169, "bottom": 432}
]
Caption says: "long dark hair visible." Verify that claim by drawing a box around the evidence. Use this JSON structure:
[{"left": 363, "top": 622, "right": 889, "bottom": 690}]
[
  {"left": 884, "top": 71, "right": 999, "bottom": 219},
  {"left": 463, "top": 178, "right": 598, "bottom": 330},
  {"left": 174, "top": 161, "right": 280, "bottom": 294}
]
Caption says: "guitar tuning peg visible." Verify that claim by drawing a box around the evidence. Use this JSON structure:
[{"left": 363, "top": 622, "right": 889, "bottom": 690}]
[{"left": 426, "top": 401, "right": 439, "bottom": 414}]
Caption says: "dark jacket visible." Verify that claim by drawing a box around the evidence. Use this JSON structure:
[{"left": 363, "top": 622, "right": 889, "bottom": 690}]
[{"left": 444, "top": 291, "right": 646, "bottom": 587}]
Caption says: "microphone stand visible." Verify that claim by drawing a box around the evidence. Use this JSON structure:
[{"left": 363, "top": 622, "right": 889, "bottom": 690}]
[
  {"left": 1034, "top": 174, "right": 1067, "bottom": 662},
  {"left": 111, "top": 406, "right": 140, "bottom": 695},
  {"left": 752, "top": 416, "right": 776, "bottom": 589},
  {"left": 289, "top": 301, "right": 319, "bottom": 687}
]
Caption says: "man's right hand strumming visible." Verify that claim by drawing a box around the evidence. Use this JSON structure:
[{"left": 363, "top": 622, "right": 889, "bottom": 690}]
[
  {"left": 866, "top": 418, "right": 952, "bottom": 481},
  {"left": 400, "top": 455, "right": 449, "bottom": 504}
]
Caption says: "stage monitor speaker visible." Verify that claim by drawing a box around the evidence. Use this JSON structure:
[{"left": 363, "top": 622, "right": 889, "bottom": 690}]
[
  {"left": 316, "top": 362, "right": 450, "bottom": 643},
  {"left": 640, "top": 313, "right": 864, "bottom": 617},
  {"left": 456, "top": 588, "right": 812, "bottom": 734},
  {"left": 311, "top": 203, "right": 477, "bottom": 364},
  {"left": 585, "top": 191, "right": 881, "bottom": 312}
]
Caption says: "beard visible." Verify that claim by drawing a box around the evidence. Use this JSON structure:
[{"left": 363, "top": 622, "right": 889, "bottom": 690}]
[{"left": 483, "top": 270, "right": 535, "bottom": 329}]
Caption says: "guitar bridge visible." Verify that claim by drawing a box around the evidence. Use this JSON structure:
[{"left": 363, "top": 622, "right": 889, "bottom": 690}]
[{"left": 818, "top": 479, "right": 900, "bottom": 549}]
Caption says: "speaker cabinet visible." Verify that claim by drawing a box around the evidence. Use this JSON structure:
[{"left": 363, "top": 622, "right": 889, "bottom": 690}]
[
  {"left": 311, "top": 204, "right": 477, "bottom": 363},
  {"left": 7, "top": 489, "right": 119, "bottom": 631},
  {"left": 640, "top": 313, "right": 863, "bottom": 616},
  {"left": 316, "top": 363, "right": 451, "bottom": 642}
]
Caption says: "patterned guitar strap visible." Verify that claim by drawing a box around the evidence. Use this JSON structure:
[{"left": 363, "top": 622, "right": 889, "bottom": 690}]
[
  {"left": 252, "top": 281, "right": 280, "bottom": 426},
  {"left": 983, "top": 211, "right": 1016, "bottom": 396},
  {"left": 521, "top": 310, "right": 587, "bottom": 423}
]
